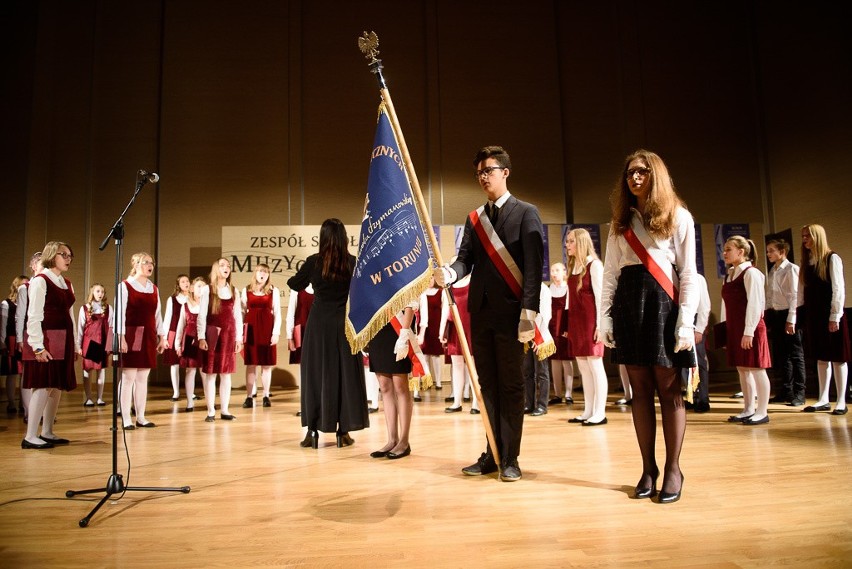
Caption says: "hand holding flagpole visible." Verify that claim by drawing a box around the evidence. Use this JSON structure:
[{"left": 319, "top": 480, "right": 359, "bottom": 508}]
[{"left": 357, "top": 31, "right": 502, "bottom": 473}]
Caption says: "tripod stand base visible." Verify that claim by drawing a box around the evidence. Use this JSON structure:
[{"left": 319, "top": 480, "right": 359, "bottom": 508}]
[{"left": 67, "top": 474, "right": 191, "bottom": 527}]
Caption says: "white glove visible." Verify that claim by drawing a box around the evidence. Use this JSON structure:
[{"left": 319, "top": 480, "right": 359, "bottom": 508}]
[
  {"left": 674, "top": 327, "right": 695, "bottom": 353},
  {"left": 394, "top": 329, "right": 410, "bottom": 361},
  {"left": 433, "top": 265, "right": 456, "bottom": 288},
  {"left": 599, "top": 317, "right": 616, "bottom": 348},
  {"left": 517, "top": 310, "right": 536, "bottom": 344}
]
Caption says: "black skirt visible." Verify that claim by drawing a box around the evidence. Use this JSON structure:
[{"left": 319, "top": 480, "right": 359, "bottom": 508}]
[
  {"left": 611, "top": 265, "right": 696, "bottom": 368},
  {"left": 367, "top": 323, "right": 413, "bottom": 375}
]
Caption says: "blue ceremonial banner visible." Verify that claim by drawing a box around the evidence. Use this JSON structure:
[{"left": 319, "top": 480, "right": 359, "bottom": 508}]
[
  {"left": 345, "top": 103, "right": 433, "bottom": 353},
  {"left": 714, "top": 223, "right": 750, "bottom": 278}
]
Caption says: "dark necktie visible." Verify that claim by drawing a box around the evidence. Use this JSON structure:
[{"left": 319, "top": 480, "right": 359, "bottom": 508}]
[{"left": 487, "top": 203, "right": 499, "bottom": 225}]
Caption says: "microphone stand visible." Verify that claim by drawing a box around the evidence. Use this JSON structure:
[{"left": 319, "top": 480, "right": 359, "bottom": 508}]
[{"left": 66, "top": 172, "right": 190, "bottom": 528}]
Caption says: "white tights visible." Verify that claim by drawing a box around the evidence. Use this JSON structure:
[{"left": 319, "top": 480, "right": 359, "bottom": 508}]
[
  {"left": 120, "top": 368, "right": 151, "bottom": 425},
  {"left": 575, "top": 357, "right": 607, "bottom": 422},
  {"left": 734, "top": 368, "right": 765, "bottom": 419},
  {"left": 815, "top": 360, "right": 848, "bottom": 410},
  {"left": 185, "top": 368, "right": 198, "bottom": 408},
  {"left": 246, "top": 365, "right": 273, "bottom": 399},
  {"left": 24, "top": 388, "right": 61, "bottom": 444},
  {"left": 425, "top": 354, "right": 443, "bottom": 388},
  {"left": 451, "top": 354, "right": 478, "bottom": 409},
  {"left": 82, "top": 369, "right": 105, "bottom": 403},
  {"left": 551, "top": 359, "right": 574, "bottom": 399},
  {"left": 204, "top": 373, "right": 232, "bottom": 417}
]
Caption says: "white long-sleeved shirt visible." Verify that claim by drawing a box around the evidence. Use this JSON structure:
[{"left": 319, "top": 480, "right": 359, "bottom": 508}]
[
  {"left": 160, "top": 293, "right": 189, "bottom": 335},
  {"left": 241, "top": 286, "right": 282, "bottom": 339},
  {"left": 572, "top": 255, "right": 603, "bottom": 331},
  {"left": 115, "top": 277, "right": 164, "bottom": 337},
  {"left": 417, "top": 287, "right": 440, "bottom": 333},
  {"left": 439, "top": 275, "right": 471, "bottom": 340},
  {"left": 798, "top": 254, "right": 845, "bottom": 323},
  {"left": 15, "top": 284, "right": 28, "bottom": 343},
  {"left": 601, "top": 207, "right": 698, "bottom": 338},
  {"left": 26, "top": 269, "right": 77, "bottom": 351},
  {"left": 197, "top": 284, "right": 244, "bottom": 342},
  {"left": 766, "top": 258, "right": 800, "bottom": 325},
  {"left": 0, "top": 300, "right": 11, "bottom": 346},
  {"left": 75, "top": 302, "right": 114, "bottom": 350},
  {"left": 285, "top": 284, "right": 313, "bottom": 340},
  {"left": 720, "top": 262, "right": 765, "bottom": 337},
  {"left": 536, "top": 282, "right": 552, "bottom": 329},
  {"left": 174, "top": 301, "right": 201, "bottom": 351},
  {"left": 695, "top": 274, "right": 711, "bottom": 335}
]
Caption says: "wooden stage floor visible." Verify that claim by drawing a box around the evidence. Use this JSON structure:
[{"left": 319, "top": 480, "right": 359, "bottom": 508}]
[{"left": 1, "top": 378, "right": 850, "bottom": 568}]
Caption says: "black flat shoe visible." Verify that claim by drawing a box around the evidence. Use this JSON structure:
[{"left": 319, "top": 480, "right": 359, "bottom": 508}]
[
  {"left": 568, "top": 417, "right": 586, "bottom": 424},
  {"left": 368, "top": 407, "right": 379, "bottom": 414},
  {"left": 803, "top": 404, "right": 831, "bottom": 412},
  {"left": 445, "top": 406, "right": 462, "bottom": 413},
  {"left": 742, "top": 416, "right": 769, "bottom": 425},
  {"left": 583, "top": 417, "right": 607, "bottom": 426},
  {"left": 300, "top": 430, "right": 319, "bottom": 449},
  {"left": 136, "top": 421, "right": 156, "bottom": 428},
  {"left": 444, "top": 396, "right": 454, "bottom": 402},
  {"left": 205, "top": 415, "right": 215, "bottom": 422},
  {"left": 39, "top": 435, "right": 69, "bottom": 445},
  {"left": 123, "top": 424, "right": 136, "bottom": 430},
  {"left": 336, "top": 432, "right": 354, "bottom": 447},
  {"left": 413, "top": 396, "right": 422, "bottom": 402},
  {"left": 727, "top": 414, "right": 752, "bottom": 423},
  {"left": 470, "top": 409, "right": 480, "bottom": 414},
  {"left": 387, "top": 446, "right": 411, "bottom": 459},
  {"left": 370, "top": 449, "right": 391, "bottom": 458},
  {"left": 22, "top": 438, "right": 54, "bottom": 449},
  {"left": 565, "top": 397, "right": 574, "bottom": 405},
  {"left": 262, "top": 396, "right": 271, "bottom": 408},
  {"left": 548, "top": 397, "right": 563, "bottom": 405},
  {"left": 170, "top": 397, "right": 179, "bottom": 402},
  {"left": 184, "top": 407, "right": 194, "bottom": 412},
  {"left": 242, "top": 397, "right": 253, "bottom": 408},
  {"left": 831, "top": 407, "right": 848, "bottom": 415},
  {"left": 221, "top": 414, "right": 236, "bottom": 421}
]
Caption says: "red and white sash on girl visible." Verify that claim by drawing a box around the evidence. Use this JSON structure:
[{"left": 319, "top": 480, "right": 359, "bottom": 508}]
[
  {"left": 389, "top": 315, "right": 433, "bottom": 391},
  {"left": 469, "top": 207, "right": 555, "bottom": 359}
]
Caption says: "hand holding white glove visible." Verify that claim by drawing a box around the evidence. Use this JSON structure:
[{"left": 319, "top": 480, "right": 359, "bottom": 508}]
[
  {"left": 517, "top": 309, "right": 536, "bottom": 344},
  {"left": 674, "top": 327, "right": 695, "bottom": 353},
  {"left": 394, "top": 329, "right": 411, "bottom": 361},
  {"left": 433, "top": 265, "right": 456, "bottom": 288}
]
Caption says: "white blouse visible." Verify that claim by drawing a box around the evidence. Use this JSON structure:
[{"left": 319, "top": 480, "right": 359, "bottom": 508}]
[{"left": 721, "top": 262, "right": 765, "bottom": 337}]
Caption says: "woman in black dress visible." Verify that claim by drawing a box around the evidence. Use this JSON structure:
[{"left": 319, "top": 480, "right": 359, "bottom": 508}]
[{"left": 287, "top": 219, "right": 368, "bottom": 448}]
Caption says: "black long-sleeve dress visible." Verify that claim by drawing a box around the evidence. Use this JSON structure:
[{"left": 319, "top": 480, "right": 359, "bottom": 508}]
[{"left": 287, "top": 254, "right": 368, "bottom": 433}]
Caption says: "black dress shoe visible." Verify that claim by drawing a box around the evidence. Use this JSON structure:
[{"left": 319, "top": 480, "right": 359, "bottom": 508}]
[
  {"left": 548, "top": 396, "right": 563, "bottom": 405},
  {"left": 336, "top": 432, "right": 354, "bottom": 447},
  {"left": 693, "top": 402, "right": 711, "bottom": 413},
  {"left": 803, "top": 404, "right": 831, "bottom": 412},
  {"left": 500, "top": 459, "right": 522, "bottom": 481},
  {"left": 658, "top": 489, "right": 682, "bottom": 504},
  {"left": 463, "top": 397, "right": 471, "bottom": 402},
  {"left": 242, "top": 397, "right": 253, "bottom": 408},
  {"left": 220, "top": 414, "right": 236, "bottom": 421},
  {"left": 205, "top": 415, "right": 215, "bottom": 422},
  {"left": 462, "top": 453, "right": 498, "bottom": 476},
  {"left": 185, "top": 407, "right": 194, "bottom": 412},
  {"left": 387, "top": 446, "right": 411, "bottom": 459},
  {"left": 262, "top": 396, "right": 271, "bottom": 408},
  {"left": 523, "top": 407, "right": 533, "bottom": 414},
  {"left": 444, "top": 396, "right": 454, "bottom": 402},
  {"left": 22, "top": 438, "right": 54, "bottom": 449},
  {"left": 742, "top": 416, "right": 769, "bottom": 425},
  {"left": 831, "top": 407, "right": 849, "bottom": 415},
  {"left": 470, "top": 409, "right": 480, "bottom": 414},
  {"left": 445, "top": 406, "right": 462, "bottom": 413},
  {"left": 170, "top": 396, "right": 179, "bottom": 402},
  {"left": 39, "top": 435, "right": 70, "bottom": 445},
  {"left": 370, "top": 449, "right": 390, "bottom": 458},
  {"left": 583, "top": 417, "right": 608, "bottom": 426},
  {"left": 568, "top": 417, "right": 586, "bottom": 423},
  {"left": 136, "top": 421, "right": 156, "bottom": 428},
  {"left": 634, "top": 470, "right": 659, "bottom": 499},
  {"left": 727, "top": 414, "right": 752, "bottom": 423},
  {"left": 531, "top": 406, "right": 547, "bottom": 416},
  {"left": 368, "top": 407, "right": 379, "bottom": 414},
  {"left": 565, "top": 397, "right": 574, "bottom": 405},
  {"left": 123, "top": 424, "right": 136, "bottom": 430},
  {"left": 300, "top": 430, "right": 319, "bottom": 449}
]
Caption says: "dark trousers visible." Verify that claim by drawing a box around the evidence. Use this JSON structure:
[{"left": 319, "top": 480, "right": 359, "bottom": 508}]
[
  {"left": 523, "top": 349, "right": 551, "bottom": 410},
  {"left": 681, "top": 337, "right": 709, "bottom": 406},
  {"left": 471, "top": 303, "right": 525, "bottom": 464},
  {"left": 765, "top": 309, "right": 806, "bottom": 402}
]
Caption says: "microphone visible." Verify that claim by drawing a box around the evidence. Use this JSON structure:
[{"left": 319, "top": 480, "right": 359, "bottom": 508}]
[{"left": 138, "top": 170, "right": 160, "bottom": 183}]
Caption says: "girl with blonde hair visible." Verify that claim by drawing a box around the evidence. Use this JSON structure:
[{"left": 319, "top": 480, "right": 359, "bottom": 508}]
[
  {"left": 241, "top": 263, "right": 281, "bottom": 408},
  {"left": 175, "top": 277, "right": 208, "bottom": 412},
  {"left": 798, "top": 224, "right": 849, "bottom": 414},
  {"left": 161, "top": 274, "right": 191, "bottom": 402},
  {"left": 75, "top": 283, "right": 113, "bottom": 407}
]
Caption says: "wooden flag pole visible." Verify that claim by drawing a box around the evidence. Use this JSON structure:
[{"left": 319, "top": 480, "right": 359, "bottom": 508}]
[{"left": 358, "top": 31, "right": 502, "bottom": 473}]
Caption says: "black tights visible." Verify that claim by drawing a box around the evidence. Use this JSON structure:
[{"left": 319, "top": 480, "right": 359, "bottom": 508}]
[{"left": 625, "top": 365, "right": 685, "bottom": 494}]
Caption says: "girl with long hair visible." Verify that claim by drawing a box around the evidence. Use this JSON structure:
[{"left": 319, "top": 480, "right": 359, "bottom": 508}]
[
  {"left": 287, "top": 219, "right": 368, "bottom": 449},
  {"left": 2, "top": 275, "right": 28, "bottom": 414},
  {"left": 162, "top": 274, "right": 191, "bottom": 402},
  {"left": 798, "top": 224, "right": 850, "bottom": 414},
  {"left": 241, "top": 263, "right": 281, "bottom": 408},
  {"left": 721, "top": 236, "right": 772, "bottom": 425},
  {"left": 565, "top": 228, "right": 607, "bottom": 426},
  {"left": 601, "top": 150, "right": 698, "bottom": 503},
  {"left": 118, "top": 252, "right": 166, "bottom": 429},
  {"left": 197, "top": 258, "right": 244, "bottom": 422},
  {"left": 75, "top": 283, "right": 113, "bottom": 407},
  {"left": 175, "top": 277, "right": 208, "bottom": 413}
]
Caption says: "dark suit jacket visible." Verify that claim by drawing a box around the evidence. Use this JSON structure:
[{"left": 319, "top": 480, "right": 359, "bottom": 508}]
[{"left": 450, "top": 194, "right": 544, "bottom": 317}]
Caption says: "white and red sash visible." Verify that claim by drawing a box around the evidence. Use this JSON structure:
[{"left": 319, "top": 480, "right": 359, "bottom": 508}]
[
  {"left": 469, "top": 207, "right": 555, "bottom": 359},
  {"left": 389, "top": 315, "right": 433, "bottom": 391}
]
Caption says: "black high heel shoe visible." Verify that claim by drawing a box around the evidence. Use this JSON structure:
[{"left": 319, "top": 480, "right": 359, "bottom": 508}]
[
  {"left": 336, "top": 432, "right": 354, "bottom": 447},
  {"left": 658, "top": 474, "right": 684, "bottom": 504},
  {"left": 300, "top": 430, "right": 319, "bottom": 449},
  {"left": 634, "top": 469, "right": 659, "bottom": 499}
]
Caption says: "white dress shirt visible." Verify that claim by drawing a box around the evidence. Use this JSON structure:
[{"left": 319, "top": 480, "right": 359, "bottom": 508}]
[
  {"left": 766, "top": 258, "right": 800, "bottom": 325},
  {"left": 573, "top": 255, "right": 603, "bottom": 331},
  {"left": 160, "top": 293, "right": 188, "bottom": 335},
  {"left": 116, "top": 277, "right": 164, "bottom": 337},
  {"left": 26, "top": 269, "right": 77, "bottom": 350},
  {"left": 695, "top": 274, "right": 711, "bottom": 335},
  {"left": 798, "top": 254, "right": 845, "bottom": 323},
  {"left": 197, "top": 284, "right": 244, "bottom": 342}
]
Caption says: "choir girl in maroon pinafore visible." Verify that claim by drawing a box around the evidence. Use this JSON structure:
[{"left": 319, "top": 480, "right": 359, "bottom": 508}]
[
  {"left": 797, "top": 224, "right": 850, "bottom": 415},
  {"left": 16, "top": 252, "right": 44, "bottom": 422},
  {"left": 75, "top": 283, "right": 113, "bottom": 407},
  {"left": 197, "top": 258, "right": 243, "bottom": 422},
  {"left": 241, "top": 264, "right": 281, "bottom": 408},
  {"left": 565, "top": 229, "right": 608, "bottom": 426},
  {"left": 2, "top": 275, "right": 28, "bottom": 414},
  {"left": 21, "top": 242, "right": 78, "bottom": 449},
  {"left": 417, "top": 279, "right": 445, "bottom": 390},
  {"left": 118, "top": 252, "right": 166, "bottom": 429},
  {"left": 161, "top": 274, "right": 190, "bottom": 402},
  {"left": 721, "top": 236, "right": 772, "bottom": 425},
  {"left": 175, "top": 277, "right": 207, "bottom": 412},
  {"left": 439, "top": 274, "right": 478, "bottom": 413},
  {"left": 547, "top": 262, "right": 575, "bottom": 404}
]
